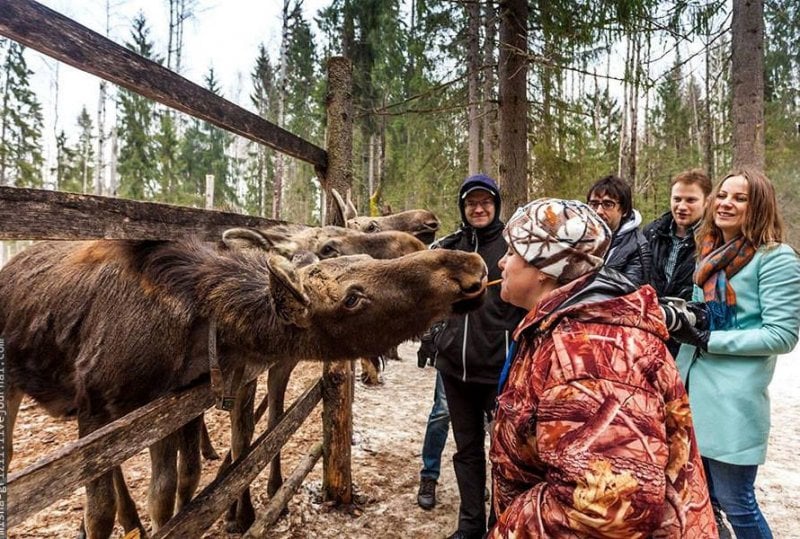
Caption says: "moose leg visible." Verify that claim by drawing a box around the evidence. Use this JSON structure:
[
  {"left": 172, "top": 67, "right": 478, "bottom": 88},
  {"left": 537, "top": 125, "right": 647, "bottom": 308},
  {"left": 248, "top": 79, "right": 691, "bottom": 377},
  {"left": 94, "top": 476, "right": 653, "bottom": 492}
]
[
  {"left": 267, "top": 359, "right": 298, "bottom": 497},
  {"left": 148, "top": 432, "right": 179, "bottom": 531},
  {"left": 224, "top": 380, "right": 256, "bottom": 533},
  {"left": 6, "top": 386, "right": 23, "bottom": 463},
  {"left": 113, "top": 467, "right": 146, "bottom": 535},
  {"left": 177, "top": 416, "right": 202, "bottom": 511},
  {"left": 386, "top": 345, "right": 401, "bottom": 360},
  {"left": 78, "top": 413, "right": 116, "bottom": 539},
  {"left": 359, "top": 357, "right": 383, "bottom": 386},
  {"left": 199, "top": 416, "right": 220, "bottom": 460}
]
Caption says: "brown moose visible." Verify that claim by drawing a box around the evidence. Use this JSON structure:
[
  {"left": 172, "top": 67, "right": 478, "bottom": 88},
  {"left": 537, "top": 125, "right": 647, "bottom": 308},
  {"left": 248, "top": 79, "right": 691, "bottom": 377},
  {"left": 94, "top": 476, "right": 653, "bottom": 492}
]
[{"left": 1, "top": 236, "right": 484, "bottom": 538}]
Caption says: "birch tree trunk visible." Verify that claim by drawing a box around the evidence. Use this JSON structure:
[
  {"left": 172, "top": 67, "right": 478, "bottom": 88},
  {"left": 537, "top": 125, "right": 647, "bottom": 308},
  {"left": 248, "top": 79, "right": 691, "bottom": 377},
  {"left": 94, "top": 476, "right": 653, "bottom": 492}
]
[
  {"left": 704, "top": 29, "right": 715, "bottom": 180},
  {"left": 498, "top": 0, "right": 528, "bottom": 216},
  {"left": 731, "top": 0, "right": 765, "bottom": 169},
  {"left": 481, "top": 1, "right": 497, "bottom": 175},
  {"left": 94, "top": 0, "right": 112, "bottom": 195},
  {"left": 467, "top": 0, "right": 481, "bottom": 174},
  {"left": 272, "top": 0, "right": 291, "bottom": 219}
]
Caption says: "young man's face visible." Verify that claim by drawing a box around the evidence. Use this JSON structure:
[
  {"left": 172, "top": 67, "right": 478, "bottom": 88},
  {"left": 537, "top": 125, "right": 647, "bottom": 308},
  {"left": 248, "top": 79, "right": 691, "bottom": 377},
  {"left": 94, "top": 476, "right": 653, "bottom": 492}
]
[
  {"left": 463, "top": 190, "right": 496, "bottom": 229},
  {"left": 587, "top": 190, "right": 623, "bottom": 232},
  {"left": 670, "top": 182, "right": 707, "bottom": 232}
]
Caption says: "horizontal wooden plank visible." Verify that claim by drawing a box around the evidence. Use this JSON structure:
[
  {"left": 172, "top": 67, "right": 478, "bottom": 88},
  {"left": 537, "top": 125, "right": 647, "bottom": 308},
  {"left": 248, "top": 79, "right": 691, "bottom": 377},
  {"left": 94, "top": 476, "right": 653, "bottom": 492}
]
[
  {"left": 0, "top": 0, "right": 327, "bottom": 169},
  {"left": 0, "top": 186, "right": 281, "bottom": 241},
  {"left": 154, "top": 379, "right": 323, "bottom": 538},
  {"left": 8, "top": 383, "right": 215, "bottom": 527}
]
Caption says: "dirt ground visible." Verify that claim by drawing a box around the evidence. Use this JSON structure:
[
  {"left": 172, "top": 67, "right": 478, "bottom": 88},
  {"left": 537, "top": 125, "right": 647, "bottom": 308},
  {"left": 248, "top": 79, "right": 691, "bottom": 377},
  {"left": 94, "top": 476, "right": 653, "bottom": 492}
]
[{"left": 8, "top": 341, "right": 800, "bottom": 538}]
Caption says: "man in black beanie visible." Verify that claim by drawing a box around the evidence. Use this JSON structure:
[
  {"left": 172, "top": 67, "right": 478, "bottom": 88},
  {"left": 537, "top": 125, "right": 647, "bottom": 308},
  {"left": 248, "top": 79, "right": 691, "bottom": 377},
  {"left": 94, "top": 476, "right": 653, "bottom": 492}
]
[{"left": 416, "top": 174, "right": 525, "bottom": 539}]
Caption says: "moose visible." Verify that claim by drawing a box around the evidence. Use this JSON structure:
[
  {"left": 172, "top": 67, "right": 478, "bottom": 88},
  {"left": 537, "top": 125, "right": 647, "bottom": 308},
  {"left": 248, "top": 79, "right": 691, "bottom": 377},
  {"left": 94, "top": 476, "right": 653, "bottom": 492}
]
[{"left": 1, "top": 234, "right": 484, "bottom": 538}]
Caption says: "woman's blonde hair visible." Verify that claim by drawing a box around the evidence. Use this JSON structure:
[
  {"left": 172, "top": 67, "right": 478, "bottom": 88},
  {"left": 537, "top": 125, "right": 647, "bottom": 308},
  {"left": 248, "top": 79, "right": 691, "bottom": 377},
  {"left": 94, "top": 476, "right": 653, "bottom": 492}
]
[{"left": 696, "top": 166, "right": 784, "bottom": 250}]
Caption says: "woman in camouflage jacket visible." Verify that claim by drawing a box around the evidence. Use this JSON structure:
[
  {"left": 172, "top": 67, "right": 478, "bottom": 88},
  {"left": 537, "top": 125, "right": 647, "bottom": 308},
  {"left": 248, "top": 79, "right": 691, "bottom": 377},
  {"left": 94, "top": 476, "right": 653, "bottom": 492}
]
[{"left": 489, "top": 199, "right": 717, "bottom": 538}]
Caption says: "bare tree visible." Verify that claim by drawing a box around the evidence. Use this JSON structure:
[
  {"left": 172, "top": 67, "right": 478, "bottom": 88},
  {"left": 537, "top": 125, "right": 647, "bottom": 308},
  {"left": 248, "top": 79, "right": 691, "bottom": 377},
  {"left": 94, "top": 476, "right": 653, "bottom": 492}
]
[
  {"left": 481, "top": 1, "right": 497, "bottom": 175},
  {"left": 731, "top": 0, "right": 765, "bottom": 169},
  {"left": 273, "top": 0, "right": 298, "bottom": 219},
  {"left": 498, "top": 0, "right": 528, "bottom": 218},
  {"left": 466, "top": 0, "right": 481, "bottom": 174}
]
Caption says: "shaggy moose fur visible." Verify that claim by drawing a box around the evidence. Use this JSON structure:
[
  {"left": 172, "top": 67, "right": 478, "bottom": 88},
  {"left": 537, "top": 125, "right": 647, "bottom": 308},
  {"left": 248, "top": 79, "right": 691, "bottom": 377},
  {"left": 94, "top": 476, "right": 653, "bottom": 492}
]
[{"left": 1, "top": 238, "right": 484, "bottom": 538}]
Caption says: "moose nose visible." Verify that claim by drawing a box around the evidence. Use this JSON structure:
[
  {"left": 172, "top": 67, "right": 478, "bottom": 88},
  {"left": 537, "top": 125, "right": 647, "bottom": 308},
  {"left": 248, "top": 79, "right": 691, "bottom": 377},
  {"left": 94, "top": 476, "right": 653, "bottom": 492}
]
[{"left": 424, "top": 220, "right": 440, "bottom": 232}]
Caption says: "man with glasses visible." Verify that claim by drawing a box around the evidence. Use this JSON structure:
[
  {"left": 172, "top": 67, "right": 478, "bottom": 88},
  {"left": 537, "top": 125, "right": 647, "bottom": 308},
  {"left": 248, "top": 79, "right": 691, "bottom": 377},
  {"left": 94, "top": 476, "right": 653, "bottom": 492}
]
[
  {"left": 586, "top": 174, "right": 652, "bottom": 286},
  {"left": 416, "top": 174, "right": 525, "bottom": 539}
]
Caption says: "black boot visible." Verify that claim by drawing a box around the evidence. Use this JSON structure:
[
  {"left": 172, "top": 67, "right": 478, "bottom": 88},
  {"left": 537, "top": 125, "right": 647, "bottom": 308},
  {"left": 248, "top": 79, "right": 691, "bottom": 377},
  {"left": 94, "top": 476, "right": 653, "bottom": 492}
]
[{"left": 417, "top": 477, "right": 437, "bottom": 510}]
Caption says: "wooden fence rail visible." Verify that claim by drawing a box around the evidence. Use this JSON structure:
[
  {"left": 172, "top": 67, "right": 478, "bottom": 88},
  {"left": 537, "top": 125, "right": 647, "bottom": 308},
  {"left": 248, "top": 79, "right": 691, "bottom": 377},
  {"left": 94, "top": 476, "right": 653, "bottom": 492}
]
[
  {"left": 8, "top": 383, "right": 215, "bottom": 527},
  {"left": 153, "top": 380, "right": 323, "bottom": 538},
  {"left": 0, "top": 186, "right": 279, "bottom": 241},
  {"left": 0, "top": 0, "right": 328, "bottom": 169}
]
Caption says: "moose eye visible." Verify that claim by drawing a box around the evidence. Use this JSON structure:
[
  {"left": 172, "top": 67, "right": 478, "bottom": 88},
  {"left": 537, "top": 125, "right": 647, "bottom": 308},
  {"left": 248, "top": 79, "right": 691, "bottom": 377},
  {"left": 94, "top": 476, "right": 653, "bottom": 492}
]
[
  {"left": 319, "top": 243, "right": 338, "bottom": 258},
  {"left": 366, "top": 222, "right": 379, "bottom": 233},
  {"left": 344, "top": 293, "right": 361, "bottom": 309}
]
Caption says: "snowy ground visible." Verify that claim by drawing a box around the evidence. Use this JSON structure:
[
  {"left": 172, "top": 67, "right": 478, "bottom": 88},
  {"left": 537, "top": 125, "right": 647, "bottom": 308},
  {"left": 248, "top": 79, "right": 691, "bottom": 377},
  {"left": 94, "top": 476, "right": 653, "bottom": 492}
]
[{"left": 8, "top": 341, "right": 800, "bottom": 538}]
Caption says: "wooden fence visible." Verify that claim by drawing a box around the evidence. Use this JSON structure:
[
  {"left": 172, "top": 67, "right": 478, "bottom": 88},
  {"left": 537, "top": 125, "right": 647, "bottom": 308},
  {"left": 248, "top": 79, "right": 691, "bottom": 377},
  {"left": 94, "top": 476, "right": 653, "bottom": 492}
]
[{"left": 0, "top": 0, "right": 356, "bottom": 535}]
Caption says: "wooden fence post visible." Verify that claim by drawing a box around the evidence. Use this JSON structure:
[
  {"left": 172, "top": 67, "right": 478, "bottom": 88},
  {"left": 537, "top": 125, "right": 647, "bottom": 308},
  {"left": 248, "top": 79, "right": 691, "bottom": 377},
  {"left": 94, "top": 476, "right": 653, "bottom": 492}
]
[{"left": 322, "top": 56, "right": 354, "bottom": 505}]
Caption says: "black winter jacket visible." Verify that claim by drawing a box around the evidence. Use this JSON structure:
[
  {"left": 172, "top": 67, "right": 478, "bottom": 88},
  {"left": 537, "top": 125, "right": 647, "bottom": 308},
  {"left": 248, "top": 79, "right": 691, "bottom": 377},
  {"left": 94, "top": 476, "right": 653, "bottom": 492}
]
[
  {"left": 431, "top": 222, "right": 526, "bottom": 384},
  {"left": 643, "top": 211, "right": 698, "bottom": 301},
  {"left": 605, "top": 210, "right": 652, "bottom": 288}
]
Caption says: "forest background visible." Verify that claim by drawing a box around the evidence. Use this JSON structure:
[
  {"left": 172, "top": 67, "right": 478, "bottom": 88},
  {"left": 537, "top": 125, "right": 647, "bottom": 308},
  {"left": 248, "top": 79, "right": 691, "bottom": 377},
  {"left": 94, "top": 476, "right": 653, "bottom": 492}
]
[{"left": 1, "top": 0, "right": 798, "bottom": 245}]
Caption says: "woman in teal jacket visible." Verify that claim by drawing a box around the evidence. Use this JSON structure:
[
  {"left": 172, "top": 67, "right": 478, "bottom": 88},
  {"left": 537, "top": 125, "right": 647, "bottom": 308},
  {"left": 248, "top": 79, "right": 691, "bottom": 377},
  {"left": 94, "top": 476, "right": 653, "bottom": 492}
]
[{"left": 674, "top": 167, "right": 800, "bottom": 539}]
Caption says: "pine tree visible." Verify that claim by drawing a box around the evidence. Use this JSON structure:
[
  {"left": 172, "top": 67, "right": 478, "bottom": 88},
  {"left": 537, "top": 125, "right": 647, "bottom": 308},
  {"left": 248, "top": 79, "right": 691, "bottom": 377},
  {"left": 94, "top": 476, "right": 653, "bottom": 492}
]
[
  {"left": 116, "top": 13, "right": 159, "bottom": 199},
  {"left": 0, "top": 39, "right": 44, "bottom": 188},
  {"left": 54, "top": 130, "right": 81, "bottom": 192},
  {"left": 244, "top": 44, "right": 276, "bottom": 216},
  {"left": 76, "top": 106, "right": 95, "bottom": 193},
  {"left": 178, "top": 68, "right": 234, "bottom": 208}
]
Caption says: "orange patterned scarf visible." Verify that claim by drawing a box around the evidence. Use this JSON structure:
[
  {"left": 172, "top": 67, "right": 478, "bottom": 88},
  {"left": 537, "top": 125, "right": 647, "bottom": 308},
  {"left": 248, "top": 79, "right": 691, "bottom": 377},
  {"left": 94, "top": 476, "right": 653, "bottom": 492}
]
[{"left": 694, "top": 232, "right": 756, "bottom": 330}]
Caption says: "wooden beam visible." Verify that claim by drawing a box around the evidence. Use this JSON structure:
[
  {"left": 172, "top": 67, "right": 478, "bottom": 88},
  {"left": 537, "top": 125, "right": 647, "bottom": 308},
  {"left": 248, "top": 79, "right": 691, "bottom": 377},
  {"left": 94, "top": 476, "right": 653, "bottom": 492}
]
[
  {"left": 0, "top": 186, "right": 281, "bottom": 241},
  {"left": 0, "top": 0, "right": 327, "bottom": 169},
  {"left": 322, "top": 57, "right": 355, "bottom": 505},
  {"left": 153, "top": 379, "right": 323, "bottom": 538},
  {"left": 242, "top": 442, "right": 323, "bottom": 538},
  {"left": 8, "top": 383, "right": 215, "bottom": 527}
]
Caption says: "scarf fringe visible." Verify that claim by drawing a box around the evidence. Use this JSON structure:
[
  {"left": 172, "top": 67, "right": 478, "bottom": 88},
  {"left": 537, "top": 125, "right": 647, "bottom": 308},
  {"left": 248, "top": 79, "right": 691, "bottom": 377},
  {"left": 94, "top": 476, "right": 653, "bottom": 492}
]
[{"left": 706, "top": 300, "right": 736, "bottom": 331}]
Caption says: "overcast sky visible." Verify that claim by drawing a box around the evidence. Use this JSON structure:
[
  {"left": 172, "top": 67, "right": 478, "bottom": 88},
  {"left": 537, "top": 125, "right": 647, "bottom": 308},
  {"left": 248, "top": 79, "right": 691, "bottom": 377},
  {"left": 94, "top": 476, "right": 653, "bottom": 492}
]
[{"left": 28, "top": 0, "right": 329, "bottom": 162}]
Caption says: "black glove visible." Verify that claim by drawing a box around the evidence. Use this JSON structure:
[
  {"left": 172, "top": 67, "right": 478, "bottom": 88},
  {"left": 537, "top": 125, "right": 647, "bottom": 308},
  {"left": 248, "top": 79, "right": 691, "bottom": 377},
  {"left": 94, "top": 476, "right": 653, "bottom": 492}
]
[
  {"left": 660, "top": 299, "right": 710, "bottom": 351},
  {"left": 417, "top": 322, "right": 444, "bottom": 368}
]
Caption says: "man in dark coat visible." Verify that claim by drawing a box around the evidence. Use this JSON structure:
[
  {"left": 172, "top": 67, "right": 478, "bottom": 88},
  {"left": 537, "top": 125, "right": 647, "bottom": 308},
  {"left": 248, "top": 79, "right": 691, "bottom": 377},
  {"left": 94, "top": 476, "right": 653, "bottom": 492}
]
[
  {"left": 586, "top": 174, "right": 652, "bottom": 287},
  {"left": 643, "top": 168, "right": 711, "bottom": 355},
  {"left": 416, "top": 174, "right": 525, "bottom": 539}
]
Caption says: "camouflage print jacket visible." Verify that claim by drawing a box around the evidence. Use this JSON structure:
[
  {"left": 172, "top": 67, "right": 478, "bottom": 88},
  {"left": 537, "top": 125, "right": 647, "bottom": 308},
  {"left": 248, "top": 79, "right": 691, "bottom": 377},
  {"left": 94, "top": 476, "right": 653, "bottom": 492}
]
[{"left": 489, "top": 268, "right": 717, "bottom": 539}]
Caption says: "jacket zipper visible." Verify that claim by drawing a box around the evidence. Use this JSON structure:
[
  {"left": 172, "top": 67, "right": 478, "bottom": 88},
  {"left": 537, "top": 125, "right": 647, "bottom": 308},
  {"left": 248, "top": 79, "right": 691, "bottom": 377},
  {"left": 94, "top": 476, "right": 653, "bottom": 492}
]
[{"left": 461, "top": 229, "right": 479, "bottom": 381}]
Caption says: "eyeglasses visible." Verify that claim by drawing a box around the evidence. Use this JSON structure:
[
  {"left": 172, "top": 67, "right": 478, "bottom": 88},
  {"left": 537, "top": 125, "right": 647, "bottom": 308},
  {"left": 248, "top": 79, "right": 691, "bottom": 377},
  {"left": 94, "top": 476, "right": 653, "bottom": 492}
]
[
  {"left": 465, "top": 199, "right": 495, "bottom": 210},
  {"left": 587, "top": 199, "right": 618, "bottom": 211}
]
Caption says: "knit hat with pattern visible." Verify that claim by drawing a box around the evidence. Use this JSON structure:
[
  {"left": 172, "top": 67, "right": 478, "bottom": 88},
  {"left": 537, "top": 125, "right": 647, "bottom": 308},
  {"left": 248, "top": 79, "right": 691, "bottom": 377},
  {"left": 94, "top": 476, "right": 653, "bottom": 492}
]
[{"left": 503, "top": 198, "right": 611, "bottom": 283}]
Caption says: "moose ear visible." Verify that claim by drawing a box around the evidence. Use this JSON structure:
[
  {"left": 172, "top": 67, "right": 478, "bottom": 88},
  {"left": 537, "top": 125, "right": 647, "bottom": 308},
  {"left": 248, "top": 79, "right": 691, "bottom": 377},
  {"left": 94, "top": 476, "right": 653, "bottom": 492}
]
[
  {"left": 331, "top": 188, "right": 348, "bottom": 225},
  {"left": 266, "top": 254, "right": 312, "bottom": 327},
  {"left": 331, "top": 188, "right": 359, "bottom": 224},
  {"left": 222, "top": 228, "right": 274, "bottom": 250},
  {"left": 223, "top": 227, "right": 300, "bottom": 259},
  {"left": 345, "top": 189, "right": 358, "bottom": 221}
]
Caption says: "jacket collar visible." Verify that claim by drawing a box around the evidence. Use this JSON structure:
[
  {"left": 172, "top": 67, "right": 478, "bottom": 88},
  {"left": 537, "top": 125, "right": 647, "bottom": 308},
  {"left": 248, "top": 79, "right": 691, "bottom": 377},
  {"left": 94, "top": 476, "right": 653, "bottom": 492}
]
[{"left": 514, "top": 267, "right": 668, "bottom": 341}]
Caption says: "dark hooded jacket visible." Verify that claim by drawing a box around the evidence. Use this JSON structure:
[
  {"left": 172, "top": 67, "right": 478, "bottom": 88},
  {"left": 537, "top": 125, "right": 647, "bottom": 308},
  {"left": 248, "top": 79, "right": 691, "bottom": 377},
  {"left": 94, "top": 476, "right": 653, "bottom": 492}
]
[
  {"left": 643, "top": 211, "right": 698, "bottom": 301},
  {"left": 605, "top": 209, "right": 652, "bottom": 287},
  {"left": 431, "top": 174, "right": 526, "bottom": 384}
]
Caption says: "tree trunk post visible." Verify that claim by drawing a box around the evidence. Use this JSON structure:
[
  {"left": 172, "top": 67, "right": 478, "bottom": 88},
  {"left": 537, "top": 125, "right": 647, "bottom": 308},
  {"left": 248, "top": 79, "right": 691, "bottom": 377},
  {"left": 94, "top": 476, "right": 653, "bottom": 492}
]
[
  {"left": 731, "top": 0, "right": 765, "bottom": 170},
  {"left": 321, "top": 56, "right": 353, "bottom": 505},
  {"left": 498, "top": 0, "right": 529, "bottom": 219},
  {"left": 205, "top": 174, "right": 214, "bottom": 209}
]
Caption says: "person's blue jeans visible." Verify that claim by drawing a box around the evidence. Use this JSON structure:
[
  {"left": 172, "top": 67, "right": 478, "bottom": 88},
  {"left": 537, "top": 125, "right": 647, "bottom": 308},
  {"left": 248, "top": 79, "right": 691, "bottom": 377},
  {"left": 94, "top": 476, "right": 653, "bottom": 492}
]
[
  {"left": 703, "top": 457, "right": 772, "bottom": 539},
  {"left": 420, "top": 372, "right": 449, "bottom": 480}
]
